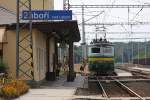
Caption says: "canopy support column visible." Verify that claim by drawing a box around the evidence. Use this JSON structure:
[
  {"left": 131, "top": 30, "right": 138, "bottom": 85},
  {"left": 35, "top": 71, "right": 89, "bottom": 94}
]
[{"left": 67, "top": 41, "right": 75, "bottom": 81}]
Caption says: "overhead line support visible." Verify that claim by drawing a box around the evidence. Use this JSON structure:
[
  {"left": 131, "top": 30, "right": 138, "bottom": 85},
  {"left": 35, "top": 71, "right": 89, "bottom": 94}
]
[{"left": 16, "top": 0, "right": 34, "bottom": 80}]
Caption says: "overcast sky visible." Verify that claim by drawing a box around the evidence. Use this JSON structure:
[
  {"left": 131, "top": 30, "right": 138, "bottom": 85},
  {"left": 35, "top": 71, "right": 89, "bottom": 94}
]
[{"left": 55, "top": 0, "right": 150, "bottom": 43}]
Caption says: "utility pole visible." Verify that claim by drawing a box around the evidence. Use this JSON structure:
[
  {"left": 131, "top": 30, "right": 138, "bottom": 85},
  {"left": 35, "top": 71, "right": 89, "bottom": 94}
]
[
  {"left": 16, "top": 0, "right": 19, "bottom": 79},
  {"left": 122, "top": 46, "right": 124, "bottom": 64},
  {"left": 138, "top": 42, "right": 140, "bottom": 64},
  {"left": 145, "top": 36, "right": 147, "bottom": 64},
  {"left": 131, "top": 25, "right": 134, "bottom": 63},
  {"left": 81, "top": 5, "right": 86, "bottom": 59},
  {"left": 127, "top": 7, "right": 130, "bottom": 63}
]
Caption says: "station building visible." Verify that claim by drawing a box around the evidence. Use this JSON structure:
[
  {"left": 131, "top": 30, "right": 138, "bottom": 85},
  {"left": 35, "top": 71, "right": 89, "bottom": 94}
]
[{"left": 0, "top": 0, "right": 80, "bottom": 81}]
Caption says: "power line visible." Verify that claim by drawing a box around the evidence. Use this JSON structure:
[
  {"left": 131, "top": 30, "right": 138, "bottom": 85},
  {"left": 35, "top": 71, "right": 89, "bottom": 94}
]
[
  {"left": 70, "top": 5, "right": 150, "bottom": 8},
  {"left": 85, "top": 37, "right": 150, "bottom": 40},
  {"left": 78, "top": 11, "right": 104, "bottom": 25},
  {"left": 85, "top": 32, "right": 150, "bottom": 34},
  {"left": 102, "top": 0, "right": 117, "bottom": 23},
  {"left": 80, "top": 22, "right": 150, "bottom": 25},
  {"left": 131, "top": 7, "right": 143, "bottom": 21}
]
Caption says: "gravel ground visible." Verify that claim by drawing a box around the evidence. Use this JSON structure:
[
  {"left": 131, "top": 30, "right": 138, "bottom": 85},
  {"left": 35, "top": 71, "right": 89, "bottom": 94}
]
[
  {"left": 124, "top": 81, "right": 150, "bottom": 96},
  {"left": 114, "top": 76, "right": 147, "bottom": 80},
  {"left": 75, "top": 79, "right": 150, "bottom": 99},
  {"left": 72, "top": 98, "right": 97, "bottom": 100},
  {"left": 101, "top": 82, "right": 132, "bottom": 97},
  {"left": 75, "top": 82, "right": 102, "bottom": 96},
  {"left": 75, "top": 81, "right": 132, "bottom": 97}
]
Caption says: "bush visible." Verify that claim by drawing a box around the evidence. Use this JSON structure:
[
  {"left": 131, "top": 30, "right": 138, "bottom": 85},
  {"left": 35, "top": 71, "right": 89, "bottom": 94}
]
[
  {"left": 0, "top": 59, "right": 8, "bottom": 73},
  {"left": 0, "top": 80, "right": 29, "bottom": 98}
]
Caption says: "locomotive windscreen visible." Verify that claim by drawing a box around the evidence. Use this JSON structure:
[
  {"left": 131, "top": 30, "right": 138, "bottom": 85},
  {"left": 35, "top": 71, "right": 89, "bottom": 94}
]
[
  {"left": 91, "top": 48, "right": 100, "bottom": 53},
  {"left": 103, "top": 47, "right": 112, "bottom": 53}
]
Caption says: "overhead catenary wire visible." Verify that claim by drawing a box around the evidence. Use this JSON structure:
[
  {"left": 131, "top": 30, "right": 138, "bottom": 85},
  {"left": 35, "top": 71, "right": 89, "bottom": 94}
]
[
  {"left": 131, "top": 7, "right": 143, "bottom": 21},
  {"left": 78, "top": 11, "right": 104, "bottom": 25},
  {"left": 69, "top": 0, "right": 150, "bottom": 45}
]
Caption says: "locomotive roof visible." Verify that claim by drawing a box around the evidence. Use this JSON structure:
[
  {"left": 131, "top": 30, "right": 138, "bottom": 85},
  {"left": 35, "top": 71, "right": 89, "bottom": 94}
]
[
  {"left": 89, "top": 38, "right": 114, "bottom": 46},
  {"left": 88, "top": 42, "right": 114, "bottom": 47}
]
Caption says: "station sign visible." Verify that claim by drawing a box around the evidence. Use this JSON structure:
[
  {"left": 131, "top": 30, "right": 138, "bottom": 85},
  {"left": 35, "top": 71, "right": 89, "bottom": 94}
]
[{"left": 22, "top": 10, "right": 72, "bottom": 20}]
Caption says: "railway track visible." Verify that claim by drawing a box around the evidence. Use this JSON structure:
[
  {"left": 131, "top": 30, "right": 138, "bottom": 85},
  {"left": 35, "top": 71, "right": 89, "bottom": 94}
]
[
  {"left": 95, "top": 76, "right": 147, "bottom": 100},
  {"left": 75, "top": 67, "right": 150, "bottom": 100},
  {"left": 75, "top": 75, "right": 150, "bottom": 100}
]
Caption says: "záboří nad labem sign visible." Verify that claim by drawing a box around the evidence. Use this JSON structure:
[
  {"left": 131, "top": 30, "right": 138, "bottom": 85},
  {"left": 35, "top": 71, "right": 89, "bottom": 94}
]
[{"left": 22, "top": 10, "right": 72, "bottom": 20}]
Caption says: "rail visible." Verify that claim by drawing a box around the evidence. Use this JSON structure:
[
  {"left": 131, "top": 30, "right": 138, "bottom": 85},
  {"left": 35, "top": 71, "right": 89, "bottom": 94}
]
[
  {"left": 96, "top": 77, "right": 110, "bottom": 100},
  {"left": 89, "top": 78, "right": 150, "bottom": 82},
  {"left": 88, "top": 75, "right": 148, "bottom": 100},
  {"left": 112, "top": 78, "right": 145, "bottom": 100}
]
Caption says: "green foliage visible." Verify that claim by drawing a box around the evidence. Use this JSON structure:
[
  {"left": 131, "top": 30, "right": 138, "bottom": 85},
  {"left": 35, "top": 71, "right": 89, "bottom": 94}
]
[
  {"left": 74, "top": 45, "right": 82, "bottom": 63},
  {"left": 0, "top": 59, "right": 8, "bottom": 73},
  {"left": 114, "top": 41, "right": 150, "bottom": 62},
  {"left": 134, "top": 51, "right": 150, "bottom": 59}
]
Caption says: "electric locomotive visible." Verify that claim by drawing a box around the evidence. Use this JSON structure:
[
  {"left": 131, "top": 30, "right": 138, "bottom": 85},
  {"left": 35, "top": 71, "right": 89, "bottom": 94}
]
[{"left": 88, "top": 38, "right": 115, "bottom": 75}]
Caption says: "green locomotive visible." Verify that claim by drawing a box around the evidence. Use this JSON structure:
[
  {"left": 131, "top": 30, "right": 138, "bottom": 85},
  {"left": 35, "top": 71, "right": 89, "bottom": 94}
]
[{"left": 88, "top": 38, "right": 115, "bottom": 75}]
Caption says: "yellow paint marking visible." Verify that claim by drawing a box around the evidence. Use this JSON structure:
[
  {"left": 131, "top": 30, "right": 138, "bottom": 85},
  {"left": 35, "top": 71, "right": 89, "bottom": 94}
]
[{"left": 88, "top": 57, "right": 113, "bottom": 61}]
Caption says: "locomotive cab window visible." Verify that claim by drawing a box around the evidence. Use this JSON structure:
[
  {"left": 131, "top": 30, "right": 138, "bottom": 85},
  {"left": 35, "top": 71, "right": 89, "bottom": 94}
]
[
  {"left": 91, "top": 47, "right": 100, "bottom": 53},
  {"left": 103, "top": 47, "right": 112, "bottom": 53}
]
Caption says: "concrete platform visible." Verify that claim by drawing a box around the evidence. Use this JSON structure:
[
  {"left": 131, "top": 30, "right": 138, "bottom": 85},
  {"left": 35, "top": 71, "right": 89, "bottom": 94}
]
[
  {"left": 132, "top": 67, "right": 150, "bottom": 75},
  {"left": 132, "top": 67, "right": 150, "bottom": 72},
  {"left": 115, "top": 69, "right": 132, "bottom": 76},
  {"left": 16, "top": 74, "right": 85, "bottom": 100}
]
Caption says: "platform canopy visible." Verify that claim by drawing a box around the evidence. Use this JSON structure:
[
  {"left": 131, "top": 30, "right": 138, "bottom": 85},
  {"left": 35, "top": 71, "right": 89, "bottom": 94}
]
[
  {"left": 32, "top": 21, "right": 80, "bottom": 42},
  {"left": 4, "top": 21, "right": 80, "bottom": 43}
]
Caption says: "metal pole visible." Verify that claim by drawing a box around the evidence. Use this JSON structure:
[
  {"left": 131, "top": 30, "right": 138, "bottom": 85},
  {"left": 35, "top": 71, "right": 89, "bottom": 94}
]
[
  {"left": 68, "top": 0, "right": 70, "bottom": 10},
  {"left": 16, "top": 0, "right": 19, "bottom": 79},
  {"left": 43, "top": 0, "right": 44, "bottom": 10},
  {"left": 145, "top": 36, "right": 147, "bottom": 65},
  {"left": 29, "top": 0, "right": 34, "bottom": 80},
  {"left": 127, "top": 7, "right": 130, "bottom": 63},
  {"left": 122, "top": 46, "right": 124, "bottom": 64},
  {"left": 132, "top": 41, "right": 134, "bottom": 63},
  {"left": 82, "top": 6, "right": 85, "bottom": 44},
  {"left": 82, "top": 5, "right": 86, "bottom": 59},
  {"left": 138, "top": 42, "right": 140, "bottom": 64},
  {"left": 29, "top": 0, "right": 32, "bottom": 48},
  {"left": 131, "top": 25, "right": 134, "bottom": 63},
  {"left": 16, "top": 0, "right": 34, "bottom": 80}
]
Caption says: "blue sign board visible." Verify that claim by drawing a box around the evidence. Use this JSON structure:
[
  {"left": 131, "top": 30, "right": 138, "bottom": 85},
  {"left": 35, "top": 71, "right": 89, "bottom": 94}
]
[{"left": 22, "top": 10, "right": 72, "bottom": 20}]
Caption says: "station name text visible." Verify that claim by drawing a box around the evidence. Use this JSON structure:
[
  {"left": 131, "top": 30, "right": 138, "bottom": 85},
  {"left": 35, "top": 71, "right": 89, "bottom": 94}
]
[{"left": 22, "top": 10, "right": 72, "bottom": 20}]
